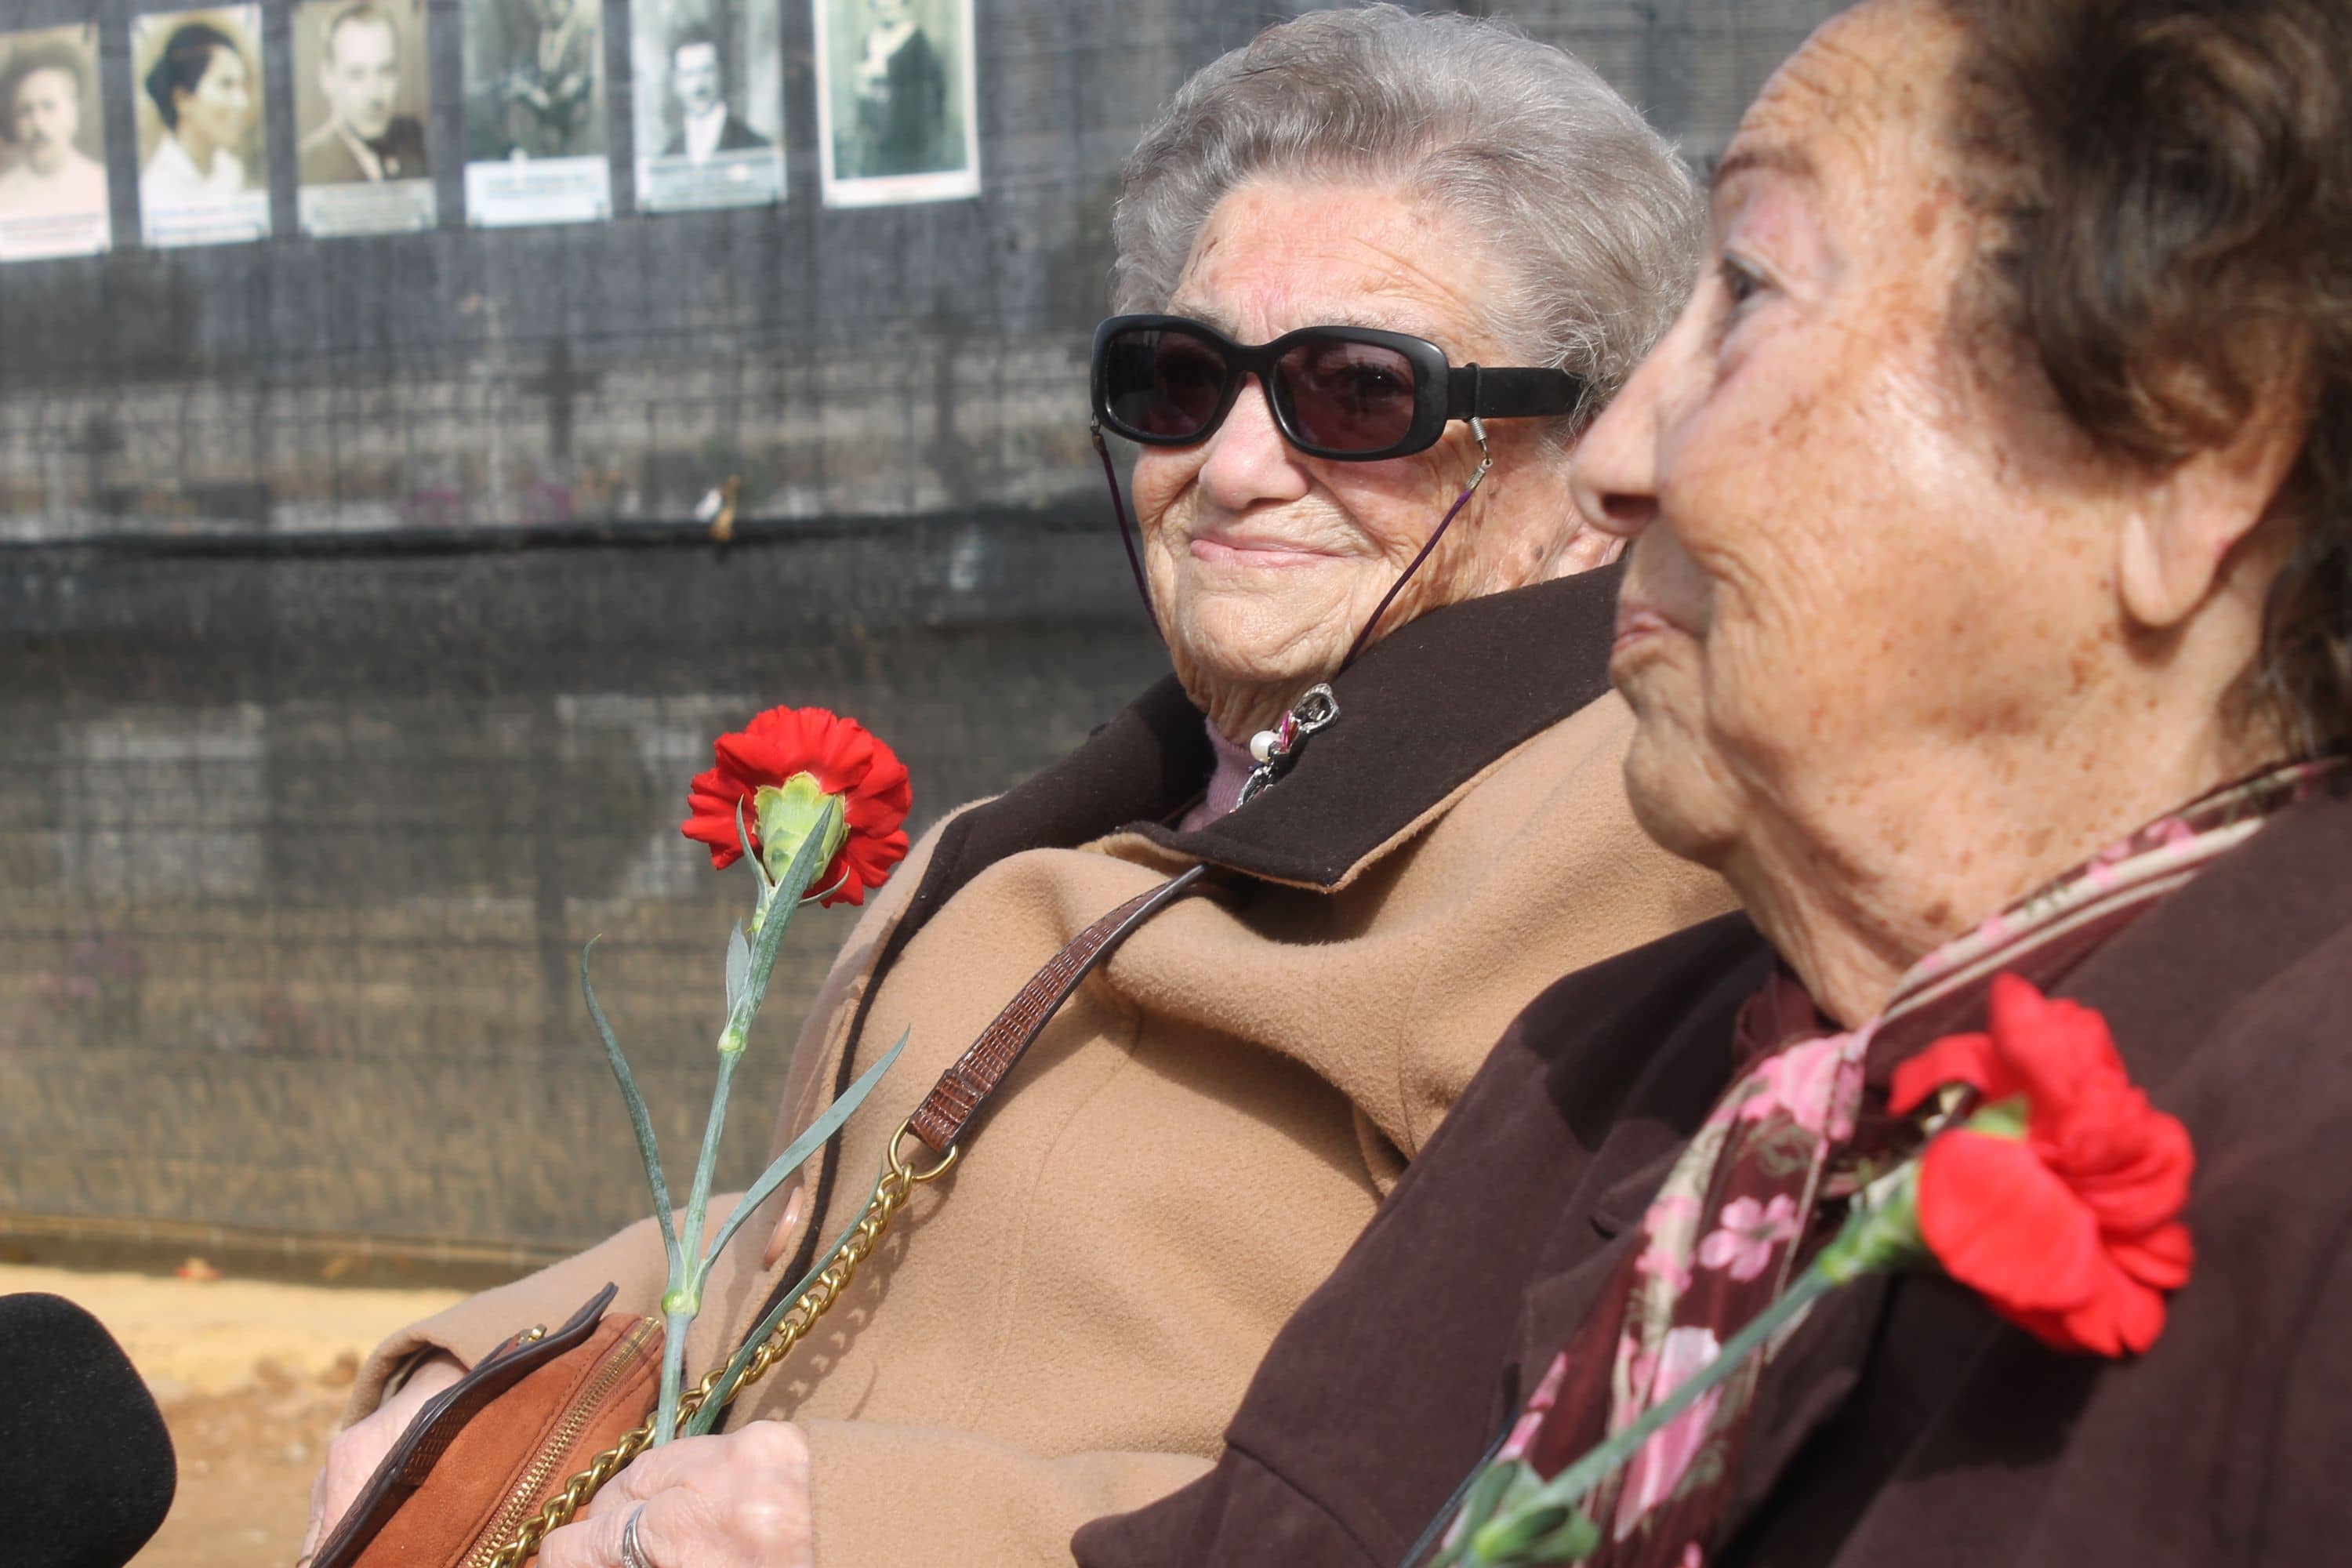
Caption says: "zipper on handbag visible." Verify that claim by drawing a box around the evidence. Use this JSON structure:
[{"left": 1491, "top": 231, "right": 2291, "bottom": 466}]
[{"left": 458, "top": 1317, "right": 659, "bottom": 1568}]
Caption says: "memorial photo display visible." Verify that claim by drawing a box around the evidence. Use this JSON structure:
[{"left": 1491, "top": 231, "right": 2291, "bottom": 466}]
[
  {"left": 0, "top": 0, "right": 993, "bottom": 252},
  {"left": 814, "top": 0, "right": 979, "bottom": 208},
  {"left": 632, "top": 0, "right": 785, "bottom": 212},
  {"left": 462, "top": 0, "right": 612, "bottom": 227},
  {"left": 0, "top": 24, "right": 111, "bottom": 262},
  {"left": 132, "top": 5, "right": 271, "bottom": 248},
  {"left": 293, "top": 0, "right": 436, "bottom": 237}
]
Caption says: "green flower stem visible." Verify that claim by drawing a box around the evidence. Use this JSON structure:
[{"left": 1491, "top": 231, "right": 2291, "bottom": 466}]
[
  {"left": 661, "top": 1023, "right": 905, "bottom": 1440},
  {"left": 1464, "top": 1265, "right": 1838, "bottom": 1566},
  {"left": 686, "top": 1165, "right": 878, "bottom": 1438},
  {"left": 1454, "top": 1162, "right": 1933, "bottom": 1567},
  {"left": 703, "top": 1029, "right": 909, "bottom": 1270},
  {"left": 658, "top": 1027, "right": 740, "bottom": 1441},
  {"left": 652, "top": 797, "right": 842, "bottom": 1448}
]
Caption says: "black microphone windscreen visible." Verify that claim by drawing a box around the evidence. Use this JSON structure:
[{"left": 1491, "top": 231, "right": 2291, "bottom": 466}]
[{"left": 0, "top": 1292, "right": 178, "bottom": 1568}]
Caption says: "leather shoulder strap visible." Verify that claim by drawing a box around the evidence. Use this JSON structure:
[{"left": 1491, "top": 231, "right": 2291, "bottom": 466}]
[{"left": 906, "top": 864, "right": 1209, "bottom": 1154}]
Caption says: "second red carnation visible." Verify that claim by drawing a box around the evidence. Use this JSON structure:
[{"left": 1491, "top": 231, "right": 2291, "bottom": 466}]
[{"left": 1890, "top": 973, "right": 2195, "bottom": 1357}]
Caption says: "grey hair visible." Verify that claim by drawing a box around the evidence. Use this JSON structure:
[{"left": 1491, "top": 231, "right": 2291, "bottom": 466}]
[{"left": 1111, "top": 4, "right": 1703, "bottom": 426}]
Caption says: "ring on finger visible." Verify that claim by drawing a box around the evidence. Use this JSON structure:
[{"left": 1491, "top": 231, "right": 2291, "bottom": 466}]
[{"left": 618, "top": 1503, "right": 656, "bottom": 1568}]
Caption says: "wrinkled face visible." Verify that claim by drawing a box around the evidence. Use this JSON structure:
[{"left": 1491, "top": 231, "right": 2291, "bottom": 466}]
[
  {"left": 672, "top": 42, "right": 721, "bottom": 116},
  {"left": 11, "top": 67, "right": 78, "bottom": 172},
  {"left": 180, "top": 45, "right": 252, "bottom": 152},
  {"left": 1136, "top": 178, "right": 1581, "bottom": 729},
  {"left": 1573, "top": 0, "right": 2123, "bottom": 877},
  {"left": 321, "top": 19, "right": 399, "bottom": 141}
]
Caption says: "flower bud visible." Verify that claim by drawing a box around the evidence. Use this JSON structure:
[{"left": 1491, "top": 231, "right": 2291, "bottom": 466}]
[
  {"left": 1817, "top": 1160, "right": 1928, "bottom": 1284},
  {"left": 1470, "top": 1501, "right": 1597, "bottom": 1565},
  {"left": 753, "top": 773, "right": 848, "bottom": 894}
]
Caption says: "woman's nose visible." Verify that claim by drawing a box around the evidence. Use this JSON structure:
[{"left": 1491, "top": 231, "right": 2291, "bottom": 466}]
[
  {"left": 1569, "top": 343, "right": 1672, "bottom": 540},
  {"left": 1196, "top": 376, "right": 1312, "bottom": 514}
]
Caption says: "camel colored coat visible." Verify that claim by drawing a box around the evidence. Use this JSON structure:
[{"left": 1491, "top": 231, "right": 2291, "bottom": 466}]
[{"left": 348, "top": 568, "right": 1732, "bottom": 1564}]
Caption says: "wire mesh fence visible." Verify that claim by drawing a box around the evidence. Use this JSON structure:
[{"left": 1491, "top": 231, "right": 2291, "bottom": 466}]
[{"left": 0, "top": 0, "right": 1845, "bottom": 1270}]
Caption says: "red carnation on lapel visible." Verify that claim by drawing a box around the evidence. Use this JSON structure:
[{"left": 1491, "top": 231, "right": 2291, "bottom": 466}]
[
  {"left": 1891, "top": 973, "right": 2194, "bottom": 1356},
  {"left": 681, "top": 707, "right": 911, "bottom": 906}
]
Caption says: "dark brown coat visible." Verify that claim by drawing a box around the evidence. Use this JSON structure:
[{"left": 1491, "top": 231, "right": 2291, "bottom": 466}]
[{"left": 1078, "top": 773, "right": 2352, "bottom": 1568}]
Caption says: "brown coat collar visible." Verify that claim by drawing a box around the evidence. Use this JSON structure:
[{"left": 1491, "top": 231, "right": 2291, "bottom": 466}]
[{"left": 895, "top": 561, "right": 1624, "bottom": 940}]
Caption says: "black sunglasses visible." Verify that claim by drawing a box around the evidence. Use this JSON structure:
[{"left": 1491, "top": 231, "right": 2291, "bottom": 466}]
[{"left": 1091, "top": 314, "right": 1586, "bottom": 462}]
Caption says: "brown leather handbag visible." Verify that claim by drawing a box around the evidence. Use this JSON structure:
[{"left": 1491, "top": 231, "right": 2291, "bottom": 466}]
[
  {"left": 311, "top": 867, "right": 1207, "bottom": 1567},
  {"left": 311, "top": 1284, "right": 661, "bottom": 1568}
]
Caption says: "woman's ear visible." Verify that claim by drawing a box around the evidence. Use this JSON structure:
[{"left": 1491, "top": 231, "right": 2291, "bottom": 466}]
[
  {"left": 1516, "top": 438, "right": 1617, "bottom": 579},
  {"left": 1556, "top": 524, "right": 1625, "bottom": 575},
  {"left": 2116, "top": 380, "right": 2310, "bottom": 630}
]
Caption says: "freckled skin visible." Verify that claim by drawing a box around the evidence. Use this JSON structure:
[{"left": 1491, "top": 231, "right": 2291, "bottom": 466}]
[
  {"left": 1570, "top": 0, "right": 2296, "bottom": 1025},
  {"left": 1133, "top": 179, "right": 1618, "bottom": 742}
]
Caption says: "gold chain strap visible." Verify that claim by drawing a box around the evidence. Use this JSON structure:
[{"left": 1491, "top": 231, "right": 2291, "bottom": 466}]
[{"left": 482, "top": 1121, "right": 960, "bottom": 1568}]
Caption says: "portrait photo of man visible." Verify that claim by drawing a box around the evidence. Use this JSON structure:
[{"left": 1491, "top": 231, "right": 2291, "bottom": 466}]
[
  {"left": 632, "top": 2, "right": 782, "bottom": 213},
  {"left": 299, "top": 2, "right": 428, "bottom": 184},
  {"left": 0, "top": 35, "right": 108, "bottom": 228},
  {"left": 662, "top": 29, "right": 767, "bottom": 163},
  {"left": 292, "top": 0, "right": 433, "bottom": 235}
]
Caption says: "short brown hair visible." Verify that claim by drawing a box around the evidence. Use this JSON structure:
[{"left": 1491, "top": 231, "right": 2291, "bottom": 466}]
[{"left": 1943, "top": 0, "right": 2352, "bottom": 749}]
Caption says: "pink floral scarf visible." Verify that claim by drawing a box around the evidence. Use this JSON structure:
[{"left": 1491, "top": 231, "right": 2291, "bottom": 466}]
[{"left": 1486, "top": 757, "right": 2339, "bottom": 1567}]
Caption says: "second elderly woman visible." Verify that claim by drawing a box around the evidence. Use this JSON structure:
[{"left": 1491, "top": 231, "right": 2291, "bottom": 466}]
[
  {"left": 1080, "top": 0, "right": 2352, "bottom": 1563},
  {"left": 305, "top": 8, "right": 1726, "bottom": 1566}
]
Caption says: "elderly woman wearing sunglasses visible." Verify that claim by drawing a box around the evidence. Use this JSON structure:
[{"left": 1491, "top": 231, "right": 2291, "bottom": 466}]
[{"left": 307, "top": 9, "right": 1727, "bottom": 1567}]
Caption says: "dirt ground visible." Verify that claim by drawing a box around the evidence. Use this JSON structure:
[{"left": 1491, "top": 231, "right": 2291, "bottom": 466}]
[{"left": 0, "top": 1262, "right": 465, "bottom": 1566}]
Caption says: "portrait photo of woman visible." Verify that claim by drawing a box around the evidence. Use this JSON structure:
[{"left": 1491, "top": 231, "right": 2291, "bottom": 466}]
[{"left": 132, "top": 5, "right": 269, "bottom": 246}]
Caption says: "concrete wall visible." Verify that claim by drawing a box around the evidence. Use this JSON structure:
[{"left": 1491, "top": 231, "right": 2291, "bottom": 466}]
[
  {"left": 0, "top": 0, "right": 1846, "bottom": 1265},
  {"left": 2, "top": 518, "right": 1167, "bottom": 1262}
]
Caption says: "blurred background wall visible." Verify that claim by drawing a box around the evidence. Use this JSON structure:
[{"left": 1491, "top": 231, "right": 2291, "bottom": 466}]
[{"left": 0, "top": 0, "right": 1843, "bottom": 1279}]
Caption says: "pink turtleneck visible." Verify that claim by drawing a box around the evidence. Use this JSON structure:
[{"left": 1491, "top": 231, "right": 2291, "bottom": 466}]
[{"left": 1176, "top": 720, "right": 1256, "bottom": 833}]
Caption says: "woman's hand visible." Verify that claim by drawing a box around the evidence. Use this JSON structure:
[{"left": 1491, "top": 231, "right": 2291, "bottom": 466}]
[
  {"left": 299, "top": 1352, "right": 466, "bottom": 1563},
  {"left": 536, "top": 1422, "right": 814, "bottom": 1568}
]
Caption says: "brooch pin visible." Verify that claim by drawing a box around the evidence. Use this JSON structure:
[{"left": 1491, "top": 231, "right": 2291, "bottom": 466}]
[{"left": 1237, "top": 684, "right": 1340, "bottom": 806}]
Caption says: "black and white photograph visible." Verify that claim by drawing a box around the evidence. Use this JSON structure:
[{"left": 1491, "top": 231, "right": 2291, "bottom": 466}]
[
  {"left": 462, "top": 0, "right": 611, "bottom": 227},
  {"left": 132, "top": 5, "right": 270, "bottom": 247},
  {"left": 632, "top": 0, "right": 784, "bottom": 212},
  {"left": 0, "top": 24, "right": 111, "bottom": 262},
  {"left": 813, "top": 0, "right": 978, "bottom": 208},
  {"left": 292, "top": 0, "right": 435, "bottom": 237}
]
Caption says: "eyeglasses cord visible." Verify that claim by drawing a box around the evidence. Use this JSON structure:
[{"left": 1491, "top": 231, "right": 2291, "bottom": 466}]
[
  {"left": 1337, "top": 419, "right": 1492, "bottom": 676},
  {"left": 1093, "top": 422, "right": 1164, "bottom": 643}
]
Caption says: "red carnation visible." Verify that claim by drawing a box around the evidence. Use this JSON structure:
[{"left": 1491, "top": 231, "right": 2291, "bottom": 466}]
[
  {"left": 681, "top": 707, "right": 911, "bottom": 907},
  {"left": 1890, "top": 973, "right": 2194, "bottom": 1357}
]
